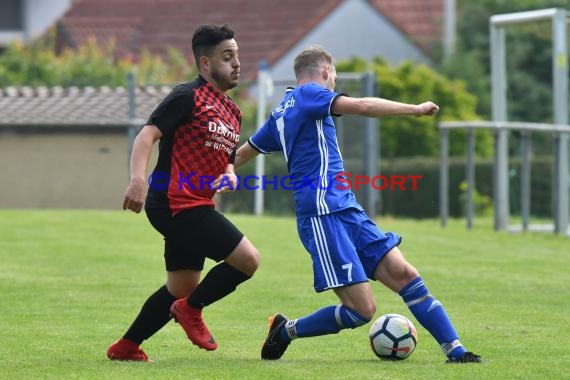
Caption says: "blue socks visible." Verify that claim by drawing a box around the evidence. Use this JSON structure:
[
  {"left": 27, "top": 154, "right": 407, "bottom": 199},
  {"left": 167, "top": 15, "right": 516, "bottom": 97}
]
[
  {"left": 277, "top": 278, "right": 467, "bottom": 361},
  {"left": 279, "top": 305, "right": 370, "bottom": 343},
  {"left": 399, "top": 277, "right": 466, "bottom": 360}
]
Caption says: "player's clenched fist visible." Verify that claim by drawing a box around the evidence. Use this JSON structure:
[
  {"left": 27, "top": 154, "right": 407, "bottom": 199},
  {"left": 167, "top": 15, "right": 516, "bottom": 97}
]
[{"left": 123, "top": 176, "right": 147, "bottom": 213}]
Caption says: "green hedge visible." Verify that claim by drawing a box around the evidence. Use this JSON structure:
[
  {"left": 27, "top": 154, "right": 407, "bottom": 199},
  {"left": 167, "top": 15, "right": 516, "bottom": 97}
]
[
  {"left": 224, "top": 155, "right": 554, "bottom": 219},
  {"left": 379, "top": 156, "right": 553, "bottom": 218}
]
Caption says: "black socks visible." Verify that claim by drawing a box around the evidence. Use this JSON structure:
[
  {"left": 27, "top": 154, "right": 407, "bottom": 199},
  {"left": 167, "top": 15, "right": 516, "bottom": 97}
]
[
  {"left": 123, "top": 285, "right": 177, "bottom": 344},
  {"left": 187, "top": 262, "right": 251, "bottom": 309}
]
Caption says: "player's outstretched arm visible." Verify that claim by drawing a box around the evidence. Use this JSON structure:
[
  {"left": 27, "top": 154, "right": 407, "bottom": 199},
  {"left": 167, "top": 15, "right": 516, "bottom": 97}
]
[
  {"left": 234, "top": 142, "right": 261, "bottom": 169},
  {"left": 332, "top": 96, "right": 439, "bottom": 118},
  {"left": 123, "top": 125, "right": 162, "bottom": 213}
]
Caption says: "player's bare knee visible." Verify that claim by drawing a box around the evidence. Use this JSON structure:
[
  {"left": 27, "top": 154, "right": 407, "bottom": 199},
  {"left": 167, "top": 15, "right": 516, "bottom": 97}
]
[
  {"left": 167, "top": 284, "right": 195, "bottom": 299},
  {"left": 352, "top": 301, "right": 376, "bottom": 321},
  {"left": 362, "top": 303, "right": 377, "bottom": 321},
  {"left": 242, "top": 248, "right": 260, "bottom": 275},
  {"left": 403, "top": 264, "right": 419, "bottom": 283},
  {"left": 358, "top": 309, "right": 375, "bottom": 322},
  {"left": 226, "top": 247, "right": 260, "bottom": 276},
  {"left": 408, "top": 268, "right": 420, "bottom": 281}
]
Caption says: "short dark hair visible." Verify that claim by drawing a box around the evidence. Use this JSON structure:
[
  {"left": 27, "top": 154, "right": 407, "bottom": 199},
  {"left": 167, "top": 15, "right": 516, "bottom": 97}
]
[{"left": 192, "top": 24, "right": 235, "bottom": 65}]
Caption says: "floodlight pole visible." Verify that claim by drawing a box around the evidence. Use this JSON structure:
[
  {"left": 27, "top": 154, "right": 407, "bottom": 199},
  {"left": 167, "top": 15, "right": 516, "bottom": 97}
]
[
  {"left": 439, "top": 128, "right": 449, "bottom": 228},
  {"left": 362, "top": 72, "right": 379, "bottom": 217},
  {"left": 490, "top": 21, "right": 509, "bottom": 231},
  {"left": 443, "top": 0, "right": 457, "bottom": 62},
  {"left": 552, "top": 9, "right": 569, "bottom": 235},
  {"left": 521, "top": 131, "right": 531, "bottom": 231},
  {"left": 254, "top": 60, "right": 269, "bottom": 216},
  {"left": 127, "top": 72, "right": 137, "bottom": 169},
  {"left": 466, "top": 128, "right": 475, "bottom": 229}
]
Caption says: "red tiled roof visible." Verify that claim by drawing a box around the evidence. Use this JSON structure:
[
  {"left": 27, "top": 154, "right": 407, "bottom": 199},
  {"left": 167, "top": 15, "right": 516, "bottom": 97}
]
[
  {"left": 368, "top": 0, "right": 443, "bottom": 53},
  {"left": 56, "top": 0, "right": 442, "bottom": 80},
  {"left": 57, "top": 17, "right": 143, "bottom": 58},
  {"left": 0, "top": 85, "right": 170, "bottom": 126}
]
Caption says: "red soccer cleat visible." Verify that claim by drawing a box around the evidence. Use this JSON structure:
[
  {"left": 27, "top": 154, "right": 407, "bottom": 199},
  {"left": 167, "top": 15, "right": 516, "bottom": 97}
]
[
  {"left": 170, "top": 298, "right": 218, "bottom": 351},
  {"left": 106, "top": 338, "right": 151, "bottom": 362}
]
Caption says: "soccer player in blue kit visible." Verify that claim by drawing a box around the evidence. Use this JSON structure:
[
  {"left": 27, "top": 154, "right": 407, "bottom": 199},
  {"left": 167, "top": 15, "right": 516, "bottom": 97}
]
[{"left": 228, "top": 45, "right": 481, "bottom": 363}]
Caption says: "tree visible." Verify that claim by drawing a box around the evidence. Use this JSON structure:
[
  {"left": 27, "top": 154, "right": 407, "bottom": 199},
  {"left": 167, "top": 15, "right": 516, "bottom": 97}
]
[
  {"left": 0, "top": 29, "right": 197, "bottom": 87},
  {"left": 443, "top": 0, "right": 570, "bottom": 126},
  {"left": 0, "top": 29, "right": 258, "bottom": 155},
  {"left": 336, "top": 57, "right": 490, "bottom": 158}
]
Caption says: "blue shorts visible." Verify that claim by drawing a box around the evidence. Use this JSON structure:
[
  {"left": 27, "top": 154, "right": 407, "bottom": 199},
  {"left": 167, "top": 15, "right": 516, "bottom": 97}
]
[{"left": 297, "top": 208, "right": 401, "bottom": 292}]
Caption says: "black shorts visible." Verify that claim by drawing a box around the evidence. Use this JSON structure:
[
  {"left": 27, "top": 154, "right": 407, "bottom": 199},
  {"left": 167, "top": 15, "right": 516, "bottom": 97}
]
[{"left": 146, "top": 206, "right": 244, "bottom": 271}]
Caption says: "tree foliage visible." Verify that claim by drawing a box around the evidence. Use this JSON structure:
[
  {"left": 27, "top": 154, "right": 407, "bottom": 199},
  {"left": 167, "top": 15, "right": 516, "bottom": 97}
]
[
  {"left": 0, "top": 29, "right": 258, "bottom": 154},
  {"left": 337, "top": 57, "right": 490, "bottom": 158},
  {"left": 0, "top": 29, "right": 197, "bottom": 87},
  {"left": 443, "top": 0, "right": 570, "bottom": 126}
]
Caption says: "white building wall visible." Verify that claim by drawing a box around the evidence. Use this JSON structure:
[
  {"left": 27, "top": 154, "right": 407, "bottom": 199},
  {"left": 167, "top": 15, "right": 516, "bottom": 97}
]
[
  {"left": 0, "top": 0, "right": 71, "bottom": 44},
  {"left": 269, "top": 0, "right": 430, "bottom": 83},
  {"left": 24, "top": 0, "right": 71, "bottom": 39}
]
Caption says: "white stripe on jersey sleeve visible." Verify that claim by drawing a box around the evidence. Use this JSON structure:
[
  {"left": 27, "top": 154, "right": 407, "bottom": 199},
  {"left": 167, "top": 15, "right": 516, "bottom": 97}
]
[
  {"left": 316, "top": 119, "right": 330, "bottom": 216},
  {"left": 276, "top": 116, "right": 288, "bottom": 163},
  {"left": 248, "top": 138, "right": 269, "bottom": 154}
]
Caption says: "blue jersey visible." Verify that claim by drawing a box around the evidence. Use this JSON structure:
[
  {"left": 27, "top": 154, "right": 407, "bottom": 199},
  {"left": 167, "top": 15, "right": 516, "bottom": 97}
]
[{"left": 249, "top": 82, "right": 362, "bottom": 218}]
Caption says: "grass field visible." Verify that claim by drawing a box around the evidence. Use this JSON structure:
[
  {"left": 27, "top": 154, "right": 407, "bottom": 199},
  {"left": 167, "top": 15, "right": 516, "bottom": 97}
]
[{"left": 1, "top": 210, "right": 569, "bottom": 379}]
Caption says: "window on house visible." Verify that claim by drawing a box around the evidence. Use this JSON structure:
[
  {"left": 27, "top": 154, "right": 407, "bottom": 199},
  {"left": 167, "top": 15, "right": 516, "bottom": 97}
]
[{"left": 0, "top": 0, "right": 23, "bottom": 31}]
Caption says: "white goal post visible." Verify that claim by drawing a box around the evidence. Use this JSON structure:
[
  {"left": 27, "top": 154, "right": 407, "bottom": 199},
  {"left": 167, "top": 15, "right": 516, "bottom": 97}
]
[{"left": 439, "top": 8, "right": 570, "bottom": 235}]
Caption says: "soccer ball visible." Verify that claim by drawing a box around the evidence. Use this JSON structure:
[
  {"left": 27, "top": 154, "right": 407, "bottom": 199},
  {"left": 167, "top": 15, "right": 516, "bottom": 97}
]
[{"left": 369, "top": 313, "right": 418, "bottom": 360}]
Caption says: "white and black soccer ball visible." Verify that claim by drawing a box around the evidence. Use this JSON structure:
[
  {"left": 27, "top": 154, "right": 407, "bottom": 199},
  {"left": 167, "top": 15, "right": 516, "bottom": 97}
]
[{"left": 369, "top": 313, "right": 418, "bottom": 360}]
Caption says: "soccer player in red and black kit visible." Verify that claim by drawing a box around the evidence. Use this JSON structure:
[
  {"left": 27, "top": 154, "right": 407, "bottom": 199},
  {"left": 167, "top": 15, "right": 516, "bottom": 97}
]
[{"left": 107, "top": 24, "right": 260, "bottom": 361}]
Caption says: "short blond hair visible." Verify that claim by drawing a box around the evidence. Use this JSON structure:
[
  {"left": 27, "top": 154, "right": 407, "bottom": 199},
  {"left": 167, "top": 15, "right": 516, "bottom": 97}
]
[{"left": 293, "top": 45, "right": 335, "bottom": 80}]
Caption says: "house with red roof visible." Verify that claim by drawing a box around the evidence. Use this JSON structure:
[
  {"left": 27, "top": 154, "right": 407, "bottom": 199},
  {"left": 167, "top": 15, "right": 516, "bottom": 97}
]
[
  {"left": 54, "top": 0, "right": 444, "bottom": 82},
  {"left": 0, "top": 0, "right": 72, "bottom": 48},
  {"left": 0, "top": 0, "right": 445, "bottom": 210}
]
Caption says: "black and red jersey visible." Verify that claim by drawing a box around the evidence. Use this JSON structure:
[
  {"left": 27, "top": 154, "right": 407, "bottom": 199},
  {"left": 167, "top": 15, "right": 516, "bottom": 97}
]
[{"left": 145, "top": 76, "right": 241, "bottom": 216}]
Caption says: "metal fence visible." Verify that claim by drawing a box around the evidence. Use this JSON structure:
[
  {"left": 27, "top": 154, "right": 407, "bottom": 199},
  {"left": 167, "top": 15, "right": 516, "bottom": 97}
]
[{"left": 439, "top": 120, "right": 570, "bottom": 235}]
